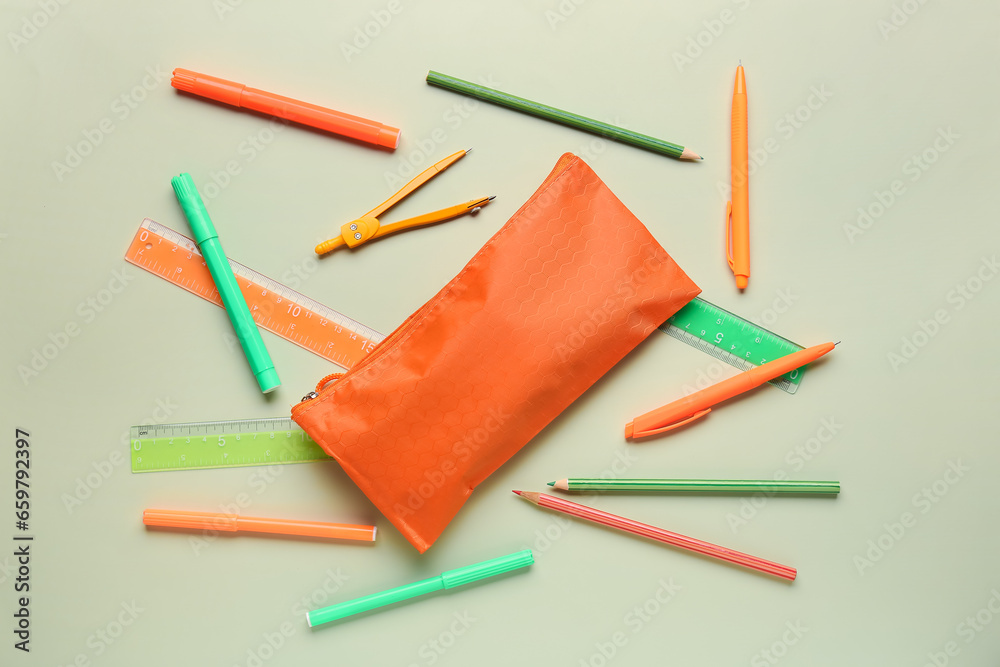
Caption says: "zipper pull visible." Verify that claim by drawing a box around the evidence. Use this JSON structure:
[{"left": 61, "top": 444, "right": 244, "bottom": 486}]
[{"left": 299, "top": 373, "right": 344, "bottom": 404}]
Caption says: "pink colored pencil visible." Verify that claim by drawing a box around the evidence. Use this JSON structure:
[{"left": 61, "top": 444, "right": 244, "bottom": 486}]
[{"left": 513, "top": 491, "right": 795, "bottom": 580}]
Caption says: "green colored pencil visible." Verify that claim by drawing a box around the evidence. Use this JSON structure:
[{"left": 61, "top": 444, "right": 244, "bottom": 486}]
[
  {"left": 426, "top": 71, "right": 702, "bottom": 161},
  {"left": 549, "top": 478, "right": 840, "bottom": 495}
]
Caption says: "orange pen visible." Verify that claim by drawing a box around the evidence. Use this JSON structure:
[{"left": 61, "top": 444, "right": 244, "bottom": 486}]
[
  {"left": 142, "top": 509, "right": 376, "bottom": 542},
  {"left": 726, "top": 63, "right": 750, "bottom": 290},
  {"left": 625, "top": 342, "right": 835, "bottom": 439},
  {"left": 171, "top": 68, "right": 400, "bottom": 149}
]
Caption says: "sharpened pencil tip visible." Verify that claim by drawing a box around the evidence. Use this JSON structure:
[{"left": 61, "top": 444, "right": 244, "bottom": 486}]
[
  {"left": 512, "top": 490, "right": 523, "bottom": 496},
  {"left": 546, "top": 481, "right": 554, "bottom": 486},
  {"left": 465, "top": 148, "right": 473, "bottom": 154}
]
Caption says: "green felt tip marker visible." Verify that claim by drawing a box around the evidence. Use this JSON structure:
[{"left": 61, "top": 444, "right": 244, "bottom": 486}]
[
  {"left": 307, "top": 549, "right": 533, "bottom": 628},
  {"left": 170, "top": 173, "right": 280, "bottom": 393}
]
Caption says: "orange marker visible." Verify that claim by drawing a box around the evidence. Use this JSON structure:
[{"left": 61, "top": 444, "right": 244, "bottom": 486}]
[
  {"left": 142, "top": 509, "right": 376, "bottom": 542},
  {"left": 625, "top": 342, "right": 835, "bottom": 438},
  {"left": 726, "top": 63, "right": 750, "bottom": 290},
  {"left": 171, "top": 68, "right": 400, "bottom": 149}
]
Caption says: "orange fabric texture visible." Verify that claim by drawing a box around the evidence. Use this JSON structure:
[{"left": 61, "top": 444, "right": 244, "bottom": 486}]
[{"left": 291, "top": 153, "right": 701, "bottom": 552}]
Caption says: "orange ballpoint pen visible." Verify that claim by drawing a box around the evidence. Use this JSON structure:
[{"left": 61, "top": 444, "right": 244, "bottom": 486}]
[
  {"left": 315, "top": 148, "right": 493, "bottom": 254},
  {"left": 726, "top": 63, "right": 750, "bottom": 290},
  {"left": 625, "top": 342, "right": 835, "bottom": 439}
]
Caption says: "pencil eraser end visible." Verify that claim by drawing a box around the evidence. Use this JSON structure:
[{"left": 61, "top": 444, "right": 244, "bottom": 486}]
[
  {"left": 256, "top": 368, "right": 281, "bottom": 394},
  {"left": 624, "top": 422, "right": 634, "bottom": 439},
  {"left": 736, "top": 276, "right": 748, "bottom": 290}
]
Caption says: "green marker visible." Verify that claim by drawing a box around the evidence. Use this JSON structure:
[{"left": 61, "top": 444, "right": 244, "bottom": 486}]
[
  {"left": 307, "top": 549, "right": 533, "bottom": 628},
  {"left": 171, "top": 173, "right": 280, "bottom": 393}
]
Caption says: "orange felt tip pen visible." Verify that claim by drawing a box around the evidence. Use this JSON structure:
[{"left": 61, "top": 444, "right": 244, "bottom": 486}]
[
  {"left": 142, "top": 509, "right": 377, "bottom": 542},
  {"left": 726, "top": 63, "right": 750, "bottom": 290},
  {"left": 171, "top": 68, "right": 400, "bottom": 149},
  {"left": 625, "top": 342, "right": 836, "bottom": 439}
]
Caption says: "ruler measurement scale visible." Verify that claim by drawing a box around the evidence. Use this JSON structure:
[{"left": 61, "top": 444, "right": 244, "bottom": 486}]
[
  {"left": 126, "top": 222, "right": 812, "bottom": 472},
  {"left": 128, "top": 220, "right": 806, "bottom": 391},
  {"left": 131, "top": 418, "right": 333, "bottom": 473},
  {"left": 125, "top": 218, "right": 385, "bottom": 370},
  {"left": 660, "top": 297, "right": 806, "bottom": 393}
]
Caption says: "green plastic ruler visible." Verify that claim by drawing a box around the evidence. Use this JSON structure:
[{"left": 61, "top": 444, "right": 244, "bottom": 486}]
[
  {"left": 130, "top": 418, "right": 332, "bottom": 473},
  {"left": 660, "top": 297, "right": 806, "bottom": 394},
  {"left": 132, "top": 299, "right": 806, "bottom": 473}
]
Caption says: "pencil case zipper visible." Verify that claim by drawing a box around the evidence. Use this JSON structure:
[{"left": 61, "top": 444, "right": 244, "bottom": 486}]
[
  {"left": 293, "top": 152, "right": 579, "bottom": 415},
  {"left": 292, "top": 306, "right": 423, "bottom": 412}
]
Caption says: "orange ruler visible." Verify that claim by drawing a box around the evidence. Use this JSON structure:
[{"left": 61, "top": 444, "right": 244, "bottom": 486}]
[{"left": 124, "top": 218, "right": 384, "bottom": 370}]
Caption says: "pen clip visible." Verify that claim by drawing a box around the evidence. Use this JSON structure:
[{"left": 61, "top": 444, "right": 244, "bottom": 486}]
[
  {"left": 630, "top": 408, "right": 711, "bottom": 438},
  {"left": 725, "top": 201, "right": 735, "bottom": 270}
]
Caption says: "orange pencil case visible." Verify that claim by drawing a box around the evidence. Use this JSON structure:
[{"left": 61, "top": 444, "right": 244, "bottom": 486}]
[{"left": 291, "top": 153, "right": 700, "bottom": 552}]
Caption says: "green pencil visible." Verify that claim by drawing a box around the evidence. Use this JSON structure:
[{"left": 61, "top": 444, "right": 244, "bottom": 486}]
[
  {"left": 549, "top": 478, "right": 840, "bottom": 495},
  {"left": 426, "top": 71, "right": 702, "bottom": 161}
]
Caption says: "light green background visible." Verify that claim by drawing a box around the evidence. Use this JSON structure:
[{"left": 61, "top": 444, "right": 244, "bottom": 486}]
[{"left": 2, "top": 1, "right": 998, "bottom": 665}]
